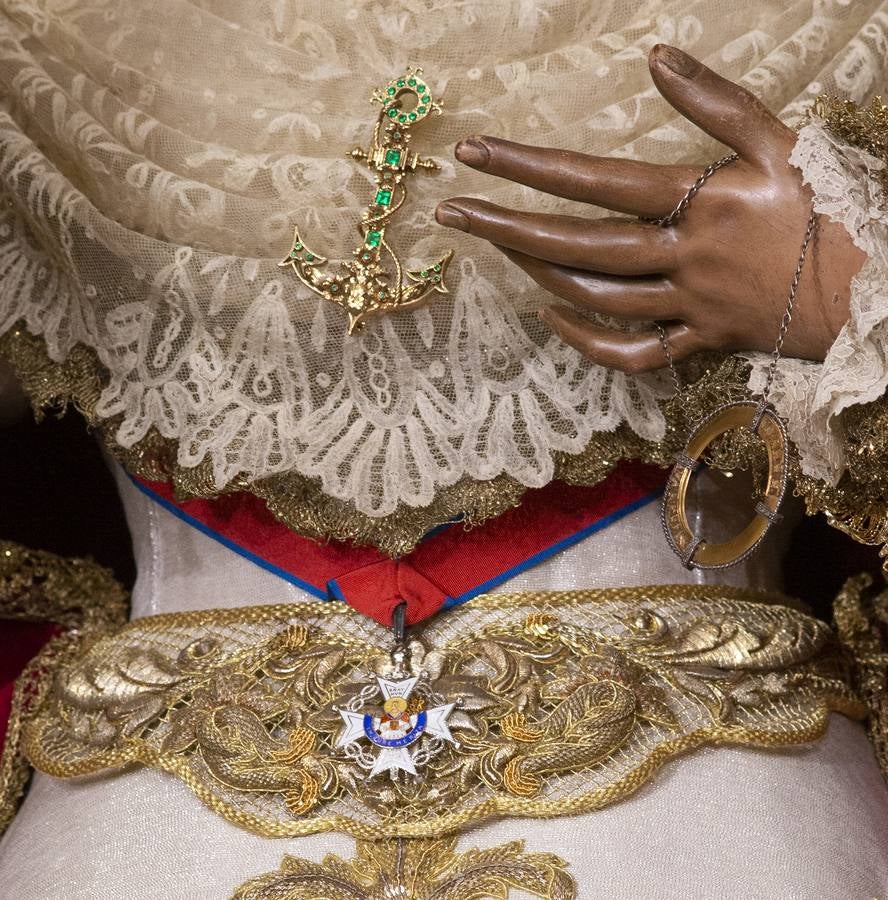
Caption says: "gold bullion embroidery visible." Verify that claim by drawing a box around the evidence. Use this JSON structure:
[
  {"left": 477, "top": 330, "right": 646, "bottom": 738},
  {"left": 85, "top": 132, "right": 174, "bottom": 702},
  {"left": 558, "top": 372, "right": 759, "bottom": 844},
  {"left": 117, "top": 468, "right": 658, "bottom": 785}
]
[
  {"left": 814, "top": 94, "right": 888, "bottom": 191},
  {"left": 834, "top": 574, "right": 888, "bottom": 779},
  {"left": 23, "top": 586, "right": 863, "bottom": 839},
  {"left": 0, "top": 541, "right": 128, "bottom": 835},
  {"left": 230, "top": 837, "right": 575, "bottom": 900}
]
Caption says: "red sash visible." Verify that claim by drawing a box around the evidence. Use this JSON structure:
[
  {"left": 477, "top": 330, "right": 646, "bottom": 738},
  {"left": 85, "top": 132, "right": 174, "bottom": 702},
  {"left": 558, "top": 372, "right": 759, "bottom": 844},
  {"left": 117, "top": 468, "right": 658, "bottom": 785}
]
[{"left": 133, "top": 461, "right": 666, "bottom": 627}]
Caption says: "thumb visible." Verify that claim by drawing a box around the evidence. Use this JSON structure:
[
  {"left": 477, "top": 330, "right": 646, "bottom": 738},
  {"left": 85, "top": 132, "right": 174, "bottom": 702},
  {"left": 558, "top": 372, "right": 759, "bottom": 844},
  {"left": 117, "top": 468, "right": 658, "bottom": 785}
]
[{"left": 649, "top": 44, "right": 795, "bottom": 169}]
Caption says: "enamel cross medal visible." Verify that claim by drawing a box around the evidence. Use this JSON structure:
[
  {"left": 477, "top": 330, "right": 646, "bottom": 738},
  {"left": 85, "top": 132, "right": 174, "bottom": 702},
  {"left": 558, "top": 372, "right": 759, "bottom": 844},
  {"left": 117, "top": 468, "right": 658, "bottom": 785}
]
[{"left": 334, "top": 603, "right": 459, "bottom": 779}]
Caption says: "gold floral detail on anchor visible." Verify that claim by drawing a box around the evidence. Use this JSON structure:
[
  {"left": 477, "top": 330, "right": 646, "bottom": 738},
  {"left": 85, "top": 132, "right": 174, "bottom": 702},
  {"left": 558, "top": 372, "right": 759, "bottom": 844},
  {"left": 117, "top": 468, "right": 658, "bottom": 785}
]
[
  {"left": 23, "top": 586, "right": 863, "bottom": 838},
  {"left": 230, "top": 837, "right": 576, "bottom": 900},
  {"left": 279, "top": 67, "right": 452, "bottom": 333}
]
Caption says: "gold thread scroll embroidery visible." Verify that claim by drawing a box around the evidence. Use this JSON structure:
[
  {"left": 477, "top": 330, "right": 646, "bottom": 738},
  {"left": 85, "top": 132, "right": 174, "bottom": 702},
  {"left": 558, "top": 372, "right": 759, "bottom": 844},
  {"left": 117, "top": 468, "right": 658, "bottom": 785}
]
[
  {"left": 230, "top": 837, "right": 576, "bottom": 900},
  {"left": 0, "top": 541, "right": 127, "bottom": 836},
  {"left": 23, "top": 586, "right": 863, "bottom": 839}
]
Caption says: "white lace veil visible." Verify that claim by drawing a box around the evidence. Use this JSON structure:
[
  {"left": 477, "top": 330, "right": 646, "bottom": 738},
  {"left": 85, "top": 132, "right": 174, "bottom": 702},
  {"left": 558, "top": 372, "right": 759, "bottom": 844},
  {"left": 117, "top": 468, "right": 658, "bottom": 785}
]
[{"left": 1, "top": 0, "right": 886, "bottom": 517}]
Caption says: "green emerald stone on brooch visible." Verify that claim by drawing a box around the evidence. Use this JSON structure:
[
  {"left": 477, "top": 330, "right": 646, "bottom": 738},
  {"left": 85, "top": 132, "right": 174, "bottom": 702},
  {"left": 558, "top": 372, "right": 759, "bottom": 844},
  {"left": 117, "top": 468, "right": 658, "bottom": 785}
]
[
  {"left": 386, "top": 86, "right": 396, "bottom": 95},
  {"left": 384, "top": 149, "right": 402, "bottom": 166},
  {"left": 408, "top": 78, "right": 416, "bottom": 86},
  {"left": 387, "top": 108, "right": 398, "bottom": 118},
  {"left": 365, "top": 230, "right": 382, "bottom": 247},
  {"left": 398, "top": 114, "right": 407, "bottom": 123},
  {"left": 375, "top": 189, "right": 392, "bottom": 206},
  {"left": 304, "top": 252, "right": 315, "bottom": 262}
]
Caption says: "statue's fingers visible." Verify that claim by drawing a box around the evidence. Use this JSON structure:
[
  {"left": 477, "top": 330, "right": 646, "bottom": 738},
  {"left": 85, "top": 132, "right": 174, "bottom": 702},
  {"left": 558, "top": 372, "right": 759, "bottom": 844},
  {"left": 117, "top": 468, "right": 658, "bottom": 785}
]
[
  {"left": 436, "top": 198, "right": 677, "bottom": 275},
  {"left": 648, "top": 44, "right": 795, "bottom": 169},
  {"left": 454, "top": 135, "right": 699, "bottom": 218},
  {"left": 498, "top": 247, "right": 686, "bottom": 321},
  {"left": 538, "top": 307, "right": 700, "bottom": 375}
]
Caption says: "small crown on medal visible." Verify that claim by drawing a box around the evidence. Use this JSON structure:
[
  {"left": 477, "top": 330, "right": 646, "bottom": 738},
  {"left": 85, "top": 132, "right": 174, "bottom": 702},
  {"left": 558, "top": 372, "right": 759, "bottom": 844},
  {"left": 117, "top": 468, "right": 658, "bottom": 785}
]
[{"left": 333, "top": 670, "right": 460, "bottom": 780}]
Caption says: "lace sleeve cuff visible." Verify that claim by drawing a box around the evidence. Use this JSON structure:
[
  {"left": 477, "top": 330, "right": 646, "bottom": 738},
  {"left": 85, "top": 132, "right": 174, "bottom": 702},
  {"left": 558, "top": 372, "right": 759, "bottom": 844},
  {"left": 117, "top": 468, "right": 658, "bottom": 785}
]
[{"left": 746, "top": 119, "right": 888, "bottom": 486}]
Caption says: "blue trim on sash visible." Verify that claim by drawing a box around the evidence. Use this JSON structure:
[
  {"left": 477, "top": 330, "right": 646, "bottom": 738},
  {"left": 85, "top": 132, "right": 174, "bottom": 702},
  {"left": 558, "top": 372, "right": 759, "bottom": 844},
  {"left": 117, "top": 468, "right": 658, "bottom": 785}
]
[
  {"left": 130, "top": 475, "right": 661, "bottom": 609},
  {"left": 128, "top": 476, "right": 329, "bottom": 601},
  {"left": 444, "top": 490, "right": 662, "bottom": 608}
]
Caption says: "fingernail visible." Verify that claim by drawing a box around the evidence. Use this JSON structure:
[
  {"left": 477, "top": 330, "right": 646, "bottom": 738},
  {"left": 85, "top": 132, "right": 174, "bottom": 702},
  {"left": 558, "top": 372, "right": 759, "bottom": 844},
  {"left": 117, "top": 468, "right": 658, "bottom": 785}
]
[
  {"left": 435, "top": 202, "right": 470, "bottom": 232},
  {"left": 538, "top": 307, "right": 556, "bottom": 327},
  {"left": 455, "top": 137, "right": 490, "bottom": 168},
  {"left": 654, "top": 44, "right": 700, "bottom": 78}
]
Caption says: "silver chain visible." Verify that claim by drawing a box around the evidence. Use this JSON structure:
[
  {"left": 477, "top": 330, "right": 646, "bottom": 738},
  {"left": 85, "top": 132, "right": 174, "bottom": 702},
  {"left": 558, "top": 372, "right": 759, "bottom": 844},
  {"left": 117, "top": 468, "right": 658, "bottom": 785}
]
[
  {"left": 653, "top": 152, "right": 817, "bottom": 406},
  {"left": 653, "top": 152, "right": 738, "bottom": 228},
  {"left": 654, "top": 321, "right": 681, "bottom": 394},
  {"left": 758, "top": 207, "right": 817, "bottom": 402},
  {"left": 651, "top": 152, "right": 737, "bottom": 393}
]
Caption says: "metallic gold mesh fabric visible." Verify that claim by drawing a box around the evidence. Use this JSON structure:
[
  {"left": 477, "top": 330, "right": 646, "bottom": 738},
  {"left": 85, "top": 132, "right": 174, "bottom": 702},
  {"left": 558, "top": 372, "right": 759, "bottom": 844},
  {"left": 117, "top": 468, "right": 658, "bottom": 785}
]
[{"left": 24, "top": 586, "right": 864, "bottom": 839}]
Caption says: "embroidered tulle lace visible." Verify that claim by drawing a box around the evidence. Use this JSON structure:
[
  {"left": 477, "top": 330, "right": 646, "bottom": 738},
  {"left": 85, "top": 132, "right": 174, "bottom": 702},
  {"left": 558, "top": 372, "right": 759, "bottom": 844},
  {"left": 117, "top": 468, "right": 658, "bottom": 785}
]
[
  {"left": 748, "top": 121, "right": 888, "bottom": 486},
  {"left": 1, "top": 1, "right": 887, "bottom": 515}
]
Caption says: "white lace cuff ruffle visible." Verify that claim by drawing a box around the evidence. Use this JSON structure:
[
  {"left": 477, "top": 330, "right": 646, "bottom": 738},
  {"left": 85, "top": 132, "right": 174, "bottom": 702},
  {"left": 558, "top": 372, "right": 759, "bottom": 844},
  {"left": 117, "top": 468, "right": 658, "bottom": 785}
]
[{"left": 746, "top": 121, "right": 888, "bottom": 486}]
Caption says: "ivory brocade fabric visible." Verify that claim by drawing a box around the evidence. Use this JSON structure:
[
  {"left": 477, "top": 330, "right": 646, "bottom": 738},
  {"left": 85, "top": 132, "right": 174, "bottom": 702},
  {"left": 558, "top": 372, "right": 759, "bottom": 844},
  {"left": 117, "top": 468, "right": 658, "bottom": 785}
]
[{"left": 3, "top": 0, "right": 888, "bottom": 552}]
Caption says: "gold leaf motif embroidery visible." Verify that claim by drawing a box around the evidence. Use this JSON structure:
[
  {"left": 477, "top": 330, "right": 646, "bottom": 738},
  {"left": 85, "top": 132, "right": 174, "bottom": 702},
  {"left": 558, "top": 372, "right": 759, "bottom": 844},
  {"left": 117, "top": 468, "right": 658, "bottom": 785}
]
[
  {"left": 230, "top": 837, "right": 576, "bottom": 900},
  {"left": 23, "top": 586, "right": 864, "bottom": 838},
  {"left": 833, "top": 574, "right": 888, "bottom": 779},
  {"left": 0, "top": 541, "right": 128, "bottom": 836}
]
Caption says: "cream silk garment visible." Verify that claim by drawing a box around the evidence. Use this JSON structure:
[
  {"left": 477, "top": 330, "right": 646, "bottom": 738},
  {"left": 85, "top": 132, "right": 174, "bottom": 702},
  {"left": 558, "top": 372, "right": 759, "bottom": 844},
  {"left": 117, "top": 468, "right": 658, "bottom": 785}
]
[{"left": 1, "top": 0, "right": 888, "bottom": 519}]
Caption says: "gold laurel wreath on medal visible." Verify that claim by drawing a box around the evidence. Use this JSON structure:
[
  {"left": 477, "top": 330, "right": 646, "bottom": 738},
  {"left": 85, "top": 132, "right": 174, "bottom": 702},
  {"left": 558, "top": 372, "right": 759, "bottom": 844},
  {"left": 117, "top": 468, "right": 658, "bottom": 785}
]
[{"left": 279, "top": 67, "right": 453, "bottom": 333}]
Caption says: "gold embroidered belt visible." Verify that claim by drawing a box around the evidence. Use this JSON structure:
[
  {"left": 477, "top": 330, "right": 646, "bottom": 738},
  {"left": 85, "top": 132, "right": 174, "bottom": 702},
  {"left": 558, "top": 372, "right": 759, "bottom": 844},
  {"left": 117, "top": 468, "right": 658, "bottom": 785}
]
[{"left": 23, "top": 585, "right": 863, "bottom": 840}]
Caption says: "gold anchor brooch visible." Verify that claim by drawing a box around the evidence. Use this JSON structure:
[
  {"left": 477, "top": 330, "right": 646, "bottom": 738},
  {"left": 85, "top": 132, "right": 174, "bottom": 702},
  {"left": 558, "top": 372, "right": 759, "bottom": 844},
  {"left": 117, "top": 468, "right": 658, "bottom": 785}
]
[{"left": 279, "top": 68, "right": 453, "bottom": 334}]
